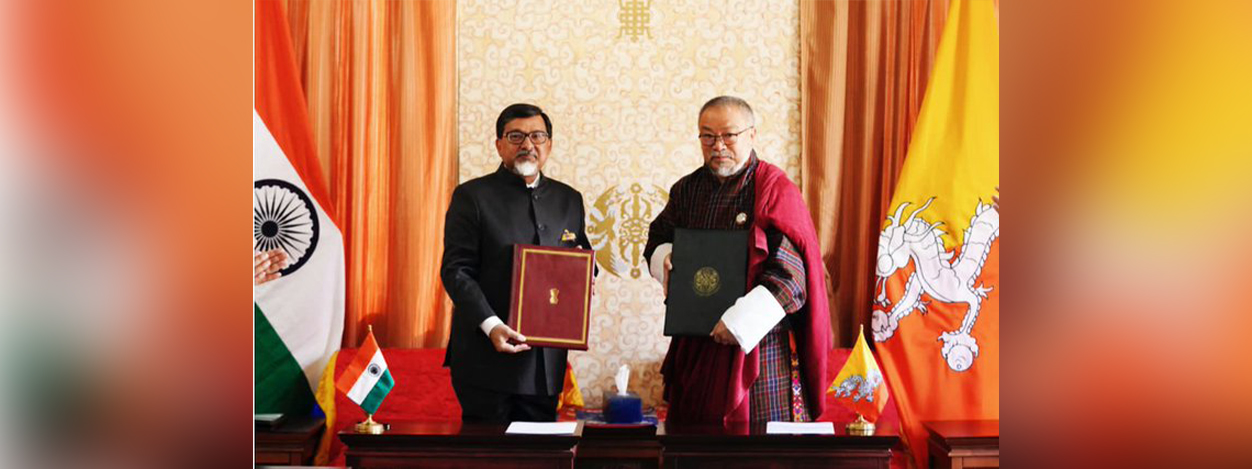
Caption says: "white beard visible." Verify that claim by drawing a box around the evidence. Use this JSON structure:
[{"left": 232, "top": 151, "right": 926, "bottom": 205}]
[
  {"left": 710, "top": 154, "right": 746, "bottom": 178},
  {"left": 513, "top": 160, "right": 539, "bottom": 177}
]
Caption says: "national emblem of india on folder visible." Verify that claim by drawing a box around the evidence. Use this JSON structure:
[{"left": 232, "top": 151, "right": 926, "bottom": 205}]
[
  {"left": 507, "top": 244, "right": 595, "bottom": 350},
  {"left": 664, "top": 228, "right": 748, "bottom": 336}
]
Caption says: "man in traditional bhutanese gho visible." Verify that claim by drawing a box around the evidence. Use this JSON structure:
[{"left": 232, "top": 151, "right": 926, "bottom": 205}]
[
  {"left": 644, "top": 96, "right": 831, "bottom": 423},
  {"left": 441, "top": 103, "right": 592, "bottom": 422}
]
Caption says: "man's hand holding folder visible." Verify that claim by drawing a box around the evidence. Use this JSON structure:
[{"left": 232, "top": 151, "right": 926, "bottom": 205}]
[{"left": 489, "top": 324, "right": 530, "bottom": 353}]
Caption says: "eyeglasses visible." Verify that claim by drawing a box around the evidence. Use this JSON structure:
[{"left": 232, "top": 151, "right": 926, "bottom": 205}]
[
  {"left": 698, "top": 126, "right": 754, "bottom": 146},
  {"left": 503, "top": 131, "right": 550, "bottom": 145}
]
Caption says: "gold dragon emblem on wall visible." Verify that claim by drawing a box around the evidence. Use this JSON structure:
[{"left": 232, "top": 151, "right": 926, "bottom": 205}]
[{"left": 587, "top": 183, "right": 669, "bottom": 278}]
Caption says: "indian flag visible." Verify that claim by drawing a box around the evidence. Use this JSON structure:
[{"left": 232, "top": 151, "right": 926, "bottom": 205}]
[
  {"left": 254, "top": 0, "right": 345, "bottom": 463},
  {"left": 335, "top": 329, "right": 394, "bottom": 415},
  {"left": 253, "top": 110, "right": 344, "bottom": 414}
]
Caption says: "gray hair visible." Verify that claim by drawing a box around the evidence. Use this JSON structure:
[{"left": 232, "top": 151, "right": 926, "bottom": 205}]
[{"left": 699, "top": 95, "right": 756, "bottom": 126}]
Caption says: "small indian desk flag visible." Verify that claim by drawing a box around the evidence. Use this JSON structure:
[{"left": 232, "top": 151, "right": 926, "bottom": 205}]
[
  {"left": 828, "top": 329, "right": 889, "bottom": 428},
  {"left": 336, "top": 327, "right": 395, "bottom": 417}
]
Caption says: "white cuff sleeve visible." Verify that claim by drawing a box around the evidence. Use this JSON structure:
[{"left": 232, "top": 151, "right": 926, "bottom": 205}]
[
  {"left": 479, "top": 315, "right": 504, "bottom": 336},
  {"left": 720, "top": 285, "right": 787, "bottom": 354},
  {"left": 649, "top": 243, "right": 673, "bottom": 285}
]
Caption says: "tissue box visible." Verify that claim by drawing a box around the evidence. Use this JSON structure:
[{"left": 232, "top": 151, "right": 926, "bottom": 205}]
[{"left": 603, "top": 391, "right": 643, "bottom": 424}]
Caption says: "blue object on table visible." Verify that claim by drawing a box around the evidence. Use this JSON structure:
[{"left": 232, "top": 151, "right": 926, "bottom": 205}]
[{"left": 603, "top": 391, "right": 644, "bottom": 424}]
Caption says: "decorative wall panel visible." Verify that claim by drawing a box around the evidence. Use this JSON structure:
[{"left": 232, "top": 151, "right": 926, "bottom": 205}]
[{"left": 458, "top": 0, "right": 800, "bottom": 408}]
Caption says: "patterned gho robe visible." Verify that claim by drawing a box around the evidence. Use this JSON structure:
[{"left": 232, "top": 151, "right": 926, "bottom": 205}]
[{"left": 645, "top": 153, "right": 831, "bottom": 423}]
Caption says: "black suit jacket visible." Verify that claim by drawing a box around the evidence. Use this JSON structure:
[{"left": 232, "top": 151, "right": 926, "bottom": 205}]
[{"left": 440, "top": 166, "right": 592, "bottom": 396}]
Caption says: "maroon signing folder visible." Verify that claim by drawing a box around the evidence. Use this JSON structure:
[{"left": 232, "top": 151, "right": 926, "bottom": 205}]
[{"left": 506, "top": 244, "right": 594, "bottom": 350}]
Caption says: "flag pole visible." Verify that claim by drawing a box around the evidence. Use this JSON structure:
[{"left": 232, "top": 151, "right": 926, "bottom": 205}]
[{"left": 354, "top": 324, "right": 385, "bottom": 434}]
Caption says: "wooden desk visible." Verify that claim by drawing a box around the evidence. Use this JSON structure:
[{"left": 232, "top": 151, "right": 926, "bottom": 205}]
[
  {"left": 255, "top": 415, "right": 325, "bottom": 466},
  {"left": 340, "top": 421, "right": 579, "bottom": 469},
  {"left": 659, "top": 421, "right": 900, "bottom": 469},
  {"left": 576, "top": 424, "right": 661, "bottom": 469},
  {"left": 923, "top": 420, "right": 999, "bottom": 469},
  {"left": 338, "top": 420, "right": 899, "bottom": 469}
]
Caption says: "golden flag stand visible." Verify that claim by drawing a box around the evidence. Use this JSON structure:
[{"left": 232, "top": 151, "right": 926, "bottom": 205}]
[
  {"left": 846, "top": 414, "right": 875, "bottom": 436},
  {"left": 355, "top": 414, "right": 385, "bottom": 434}
]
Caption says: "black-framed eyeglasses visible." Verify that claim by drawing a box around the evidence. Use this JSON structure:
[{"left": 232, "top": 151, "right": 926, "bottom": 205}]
[
  {"left": 503, "top": 131, "right": 550, "bottom": 145},
  {"left": 698, "top": 126, "right": 754, "bottom": 146}
]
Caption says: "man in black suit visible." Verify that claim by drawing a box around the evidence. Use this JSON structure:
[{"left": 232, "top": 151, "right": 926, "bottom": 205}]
[{"left": 440, "top": 103, "right": 592, "bottom": 422}]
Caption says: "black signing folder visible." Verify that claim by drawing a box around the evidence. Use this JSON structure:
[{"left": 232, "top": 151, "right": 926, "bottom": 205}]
[{"left": 664, "top": 228, "right": 748, "bottom": 336}]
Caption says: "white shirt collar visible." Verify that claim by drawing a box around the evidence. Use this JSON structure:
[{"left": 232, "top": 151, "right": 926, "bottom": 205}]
[{"left": 526, "top": 172, "right": 542, "bottom": 189}]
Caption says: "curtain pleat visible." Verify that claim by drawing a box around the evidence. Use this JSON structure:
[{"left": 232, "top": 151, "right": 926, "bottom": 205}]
[{"left": 284, "top": 0, "right": 457, "bottom": 348}]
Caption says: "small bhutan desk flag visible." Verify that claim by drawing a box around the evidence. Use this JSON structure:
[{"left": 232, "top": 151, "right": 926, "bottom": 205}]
[
  {"left": 557, "top": 363, "right": 584, "bottom": 410},
  {"left": 828, "top": 329, "right": 889, "bottom": 422}
]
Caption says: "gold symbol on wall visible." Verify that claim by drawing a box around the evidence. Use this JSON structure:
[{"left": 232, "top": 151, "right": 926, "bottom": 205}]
[
  {"left": 693, "top": 267, "right": 721, "bottom": 297},
  {"left": 550, "top": 288, "right": 560, "bottom": 305},
  {"left": 587, "top": 183, "right": 669, "bottom": 278},
  {"left": 617, "top": 0, "right": 652, "bottom": 42}
]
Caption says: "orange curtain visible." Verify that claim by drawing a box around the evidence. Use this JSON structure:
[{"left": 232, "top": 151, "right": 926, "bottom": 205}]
[
  {"left": 282, "top": 0, "right": 457, "bottom": 348},
  {"left": 802, "top": 0, "right": 955, "bottom": 347}
]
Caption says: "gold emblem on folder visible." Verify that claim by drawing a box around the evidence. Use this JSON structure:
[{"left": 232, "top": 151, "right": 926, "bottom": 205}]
[
  {"left": 549, "top": 288, "right": 560, "bottom": 305},
  {"left": 692, "top": 267, "right": 721, "bottom": 297}
]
